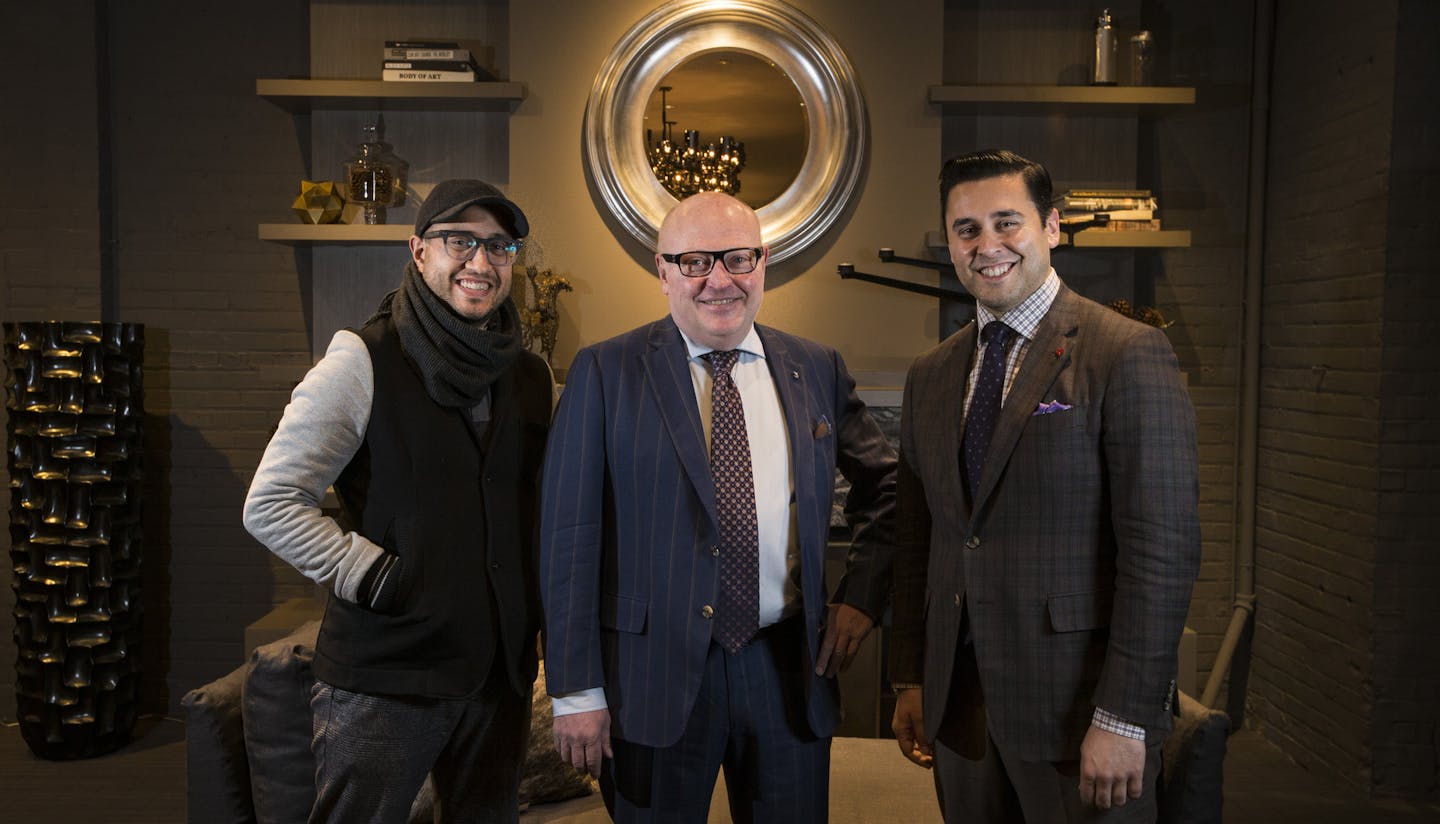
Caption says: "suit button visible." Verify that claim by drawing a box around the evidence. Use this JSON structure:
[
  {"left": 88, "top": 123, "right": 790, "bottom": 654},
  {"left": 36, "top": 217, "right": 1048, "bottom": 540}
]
[
  {"left": 701, "top": 605, "right": 714, "bottom": 619},
  {"left": 711, "top": 546, "right": 720, "bottom": 557},
  {"left": 965, "top": 536, "right": 980, "bottom": 550}
]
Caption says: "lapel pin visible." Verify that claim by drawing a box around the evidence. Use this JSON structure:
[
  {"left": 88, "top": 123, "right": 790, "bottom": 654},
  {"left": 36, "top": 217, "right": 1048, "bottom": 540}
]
[
  {"left": 1054, "top": 348, "right": 1064, "bottom": 358},
  {"left": 790, "top": 370, "right": 800, "bottom": 380}
]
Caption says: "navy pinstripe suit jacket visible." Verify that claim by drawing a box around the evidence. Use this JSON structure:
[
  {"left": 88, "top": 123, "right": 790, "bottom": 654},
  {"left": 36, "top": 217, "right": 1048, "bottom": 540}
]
[
  {"left": 889, "top": 285, "right": 1201, "bottom": 762},
  {"left": 540, "top": 318, "right": 896, "bottom": 748}
]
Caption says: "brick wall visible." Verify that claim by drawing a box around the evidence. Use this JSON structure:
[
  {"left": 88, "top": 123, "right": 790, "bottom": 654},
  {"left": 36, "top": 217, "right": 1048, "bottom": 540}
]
[
  {"left": 0, "top": 3, "right": 104, "bottom": 721},
  {"left": 1251, "top": 0, "right": 1398, "bottom": 790},
  {"left": 1371, "top": 0, "right": 1440, "bottom": 800},
  {"left": 1145, "top": 0, "right": 1256, "bottom": 699},
  {"left": 103, "top": 0, "right": 315, "bottom": 711},
  {"left": 0, "top": 1, "right": 314, "bottom": 718},
  {"left": 0, "top": 4, "right": 104, "bottom": 320}
]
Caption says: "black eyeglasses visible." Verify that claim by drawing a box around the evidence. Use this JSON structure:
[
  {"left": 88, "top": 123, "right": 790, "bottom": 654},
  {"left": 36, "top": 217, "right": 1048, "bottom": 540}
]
[
  {"left": 423, "top": 231, "right": 523, "bottom": 265},
  {"left": 660, "top": 247, "right": 764, "bottom": 278}
]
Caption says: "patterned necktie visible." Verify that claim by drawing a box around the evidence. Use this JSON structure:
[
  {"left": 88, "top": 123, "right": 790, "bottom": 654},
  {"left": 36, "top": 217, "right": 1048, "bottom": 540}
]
[
  {"left": 962, "top": 321, "right": 1014, "bottom": 502},
  {"left": 702, "top": 349, "right": 759, "bottom": 653}
]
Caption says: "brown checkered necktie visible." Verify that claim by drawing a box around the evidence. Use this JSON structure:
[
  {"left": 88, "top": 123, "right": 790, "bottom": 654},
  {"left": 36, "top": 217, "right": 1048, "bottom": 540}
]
[{"left": 702, "top": 349, "right": 759, "bottom": 653}]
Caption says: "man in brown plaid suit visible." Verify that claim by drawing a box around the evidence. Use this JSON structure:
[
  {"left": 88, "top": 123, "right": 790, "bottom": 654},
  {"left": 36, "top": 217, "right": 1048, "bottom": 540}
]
[{"left": 889, "top": 149, "right": 1201, "bottom": 822}]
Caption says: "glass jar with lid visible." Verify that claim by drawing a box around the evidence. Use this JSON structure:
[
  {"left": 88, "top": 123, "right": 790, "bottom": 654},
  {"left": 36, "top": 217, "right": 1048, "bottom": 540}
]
[{"left": 344, "top": 124, "right": 408, "bottom": 224}]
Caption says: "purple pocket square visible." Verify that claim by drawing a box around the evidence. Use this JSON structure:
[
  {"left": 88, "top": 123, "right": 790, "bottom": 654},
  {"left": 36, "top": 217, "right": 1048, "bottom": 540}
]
[{"left": 1033, "top": 400, "right": 1074, "bottom": 416}]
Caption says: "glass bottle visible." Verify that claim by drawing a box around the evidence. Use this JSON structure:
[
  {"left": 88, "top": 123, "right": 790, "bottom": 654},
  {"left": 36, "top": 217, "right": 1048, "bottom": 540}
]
[
  {"left": 1093, "top": 9, "right": 1117, "bottom": 85},
  {"left": 1128, "top": 30, "right": 1154, "bottom": 86},
  {"left": 344, "top": 124, "right": 406, "bottom": 224}
]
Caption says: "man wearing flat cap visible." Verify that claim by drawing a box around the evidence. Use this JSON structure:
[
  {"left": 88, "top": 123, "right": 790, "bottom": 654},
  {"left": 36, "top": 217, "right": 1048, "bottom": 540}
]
[{"left": 245, "top": 179, "right": 553, "bottom": 822}]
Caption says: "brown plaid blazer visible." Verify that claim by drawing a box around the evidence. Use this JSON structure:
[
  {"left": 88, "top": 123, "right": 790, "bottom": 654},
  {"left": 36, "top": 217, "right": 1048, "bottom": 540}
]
[{"left": 889, "top": 284, "right": 1200, "bottom": 762}]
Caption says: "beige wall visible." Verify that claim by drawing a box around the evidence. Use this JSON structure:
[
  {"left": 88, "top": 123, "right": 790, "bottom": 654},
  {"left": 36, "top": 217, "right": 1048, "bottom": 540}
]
[{"left": 510, "top": 0, "right": 943, "bottom": 379}]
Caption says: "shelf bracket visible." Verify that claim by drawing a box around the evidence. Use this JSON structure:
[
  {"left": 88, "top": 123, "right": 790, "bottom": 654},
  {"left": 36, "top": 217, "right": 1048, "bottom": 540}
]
[
  {"left": 837, "top": 265, "right": 967, "bottom": 299},
  {"left": 876, "top": 247, "right": 951, "bottom": 271}
]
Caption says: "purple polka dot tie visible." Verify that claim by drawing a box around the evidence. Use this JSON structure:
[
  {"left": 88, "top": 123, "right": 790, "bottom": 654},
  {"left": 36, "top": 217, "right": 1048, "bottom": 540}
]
[
  {"left": 962, "top": 321, "right": 1014, "bottom": 502},
  {"left": 703, "top": 349, "right": 759, "bottom": 653}
]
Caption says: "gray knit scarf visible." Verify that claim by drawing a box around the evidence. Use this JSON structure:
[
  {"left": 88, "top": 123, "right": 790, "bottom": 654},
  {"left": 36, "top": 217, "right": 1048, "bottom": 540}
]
[{"left": 368, "top": 261, "right": 521, "bottom": 408}]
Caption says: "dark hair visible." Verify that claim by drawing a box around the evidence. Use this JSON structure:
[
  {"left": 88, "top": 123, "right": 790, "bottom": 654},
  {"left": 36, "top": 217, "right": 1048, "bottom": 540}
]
[{"left": 938, "top": 149, "right": 1054, "bottom": 227}]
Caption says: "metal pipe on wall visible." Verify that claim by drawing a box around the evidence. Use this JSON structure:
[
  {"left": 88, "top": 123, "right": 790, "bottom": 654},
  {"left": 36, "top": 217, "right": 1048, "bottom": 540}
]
[{"left": 1201, "top": 0, "right": 1274, "bottom": 710}]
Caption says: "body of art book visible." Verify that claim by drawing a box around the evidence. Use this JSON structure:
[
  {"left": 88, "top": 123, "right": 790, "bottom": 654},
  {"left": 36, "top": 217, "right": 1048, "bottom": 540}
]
[{"left": 382, "top": 66, "right": 476, "bottom": 82}]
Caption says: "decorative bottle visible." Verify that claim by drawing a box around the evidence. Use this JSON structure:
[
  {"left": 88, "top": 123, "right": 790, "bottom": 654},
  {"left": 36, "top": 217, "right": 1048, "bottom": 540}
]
[
  {"left": 1128, "top": 30, "right": 1154, "bottom": 86},
  {"left": 1093, "top": 9, "right": 1117, "bottom": 85},
  {"left": 343, "top": 124, "right": 407, "bottom": 224}
]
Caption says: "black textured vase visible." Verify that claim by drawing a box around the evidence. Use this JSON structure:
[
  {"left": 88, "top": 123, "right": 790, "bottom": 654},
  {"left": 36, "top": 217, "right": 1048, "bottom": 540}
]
[{"left": 4, "top": 321, "right": 144, "bottom": 759}]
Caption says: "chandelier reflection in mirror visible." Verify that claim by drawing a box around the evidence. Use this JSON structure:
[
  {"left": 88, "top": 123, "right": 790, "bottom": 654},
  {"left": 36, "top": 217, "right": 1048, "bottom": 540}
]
[{"left": 647, "top": 86, "right": 747, "bottom": 198}]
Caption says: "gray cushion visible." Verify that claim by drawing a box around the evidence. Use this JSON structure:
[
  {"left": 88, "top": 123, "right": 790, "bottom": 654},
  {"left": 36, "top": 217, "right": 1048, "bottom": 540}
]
[
  {"left": 238, "top": 619, "right": 435, "bottom": 823},
  {"left": 181, "top": 663, "right": 256, "bottom": 824},
  {"left": 242, "top": 620, "right": 321, "bottom": 824},
  {"left": 1159, "top": 690, "right": 1229, "bottom": 824}
]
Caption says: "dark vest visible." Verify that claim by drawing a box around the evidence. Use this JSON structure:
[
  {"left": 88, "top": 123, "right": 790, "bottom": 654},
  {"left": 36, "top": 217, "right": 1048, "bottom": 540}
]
[{"left": 313, "top": 315, "right": 551, "bottom": 698}]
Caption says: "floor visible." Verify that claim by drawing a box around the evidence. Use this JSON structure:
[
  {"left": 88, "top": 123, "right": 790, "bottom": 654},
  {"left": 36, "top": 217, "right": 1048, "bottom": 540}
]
[{"left": 1, "top": 716, "right": 1437, "bottom": 823}]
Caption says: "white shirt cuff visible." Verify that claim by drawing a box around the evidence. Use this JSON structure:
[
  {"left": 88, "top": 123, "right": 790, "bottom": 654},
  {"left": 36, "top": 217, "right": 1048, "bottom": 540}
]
[{"left": 552, "top": 688, "right": 608, "bottom": 717}]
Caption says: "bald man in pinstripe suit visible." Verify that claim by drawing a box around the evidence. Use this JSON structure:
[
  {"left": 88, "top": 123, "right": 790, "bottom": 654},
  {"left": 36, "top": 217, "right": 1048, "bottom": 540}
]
[{"left": 540, "top": 193, "right": 897, "bottom": 822}]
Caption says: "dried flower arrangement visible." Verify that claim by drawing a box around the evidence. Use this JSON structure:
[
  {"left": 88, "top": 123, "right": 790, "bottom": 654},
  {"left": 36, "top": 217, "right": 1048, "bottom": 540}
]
[{"left": 516, "top": 265, "right": 574, "bottom": 365}]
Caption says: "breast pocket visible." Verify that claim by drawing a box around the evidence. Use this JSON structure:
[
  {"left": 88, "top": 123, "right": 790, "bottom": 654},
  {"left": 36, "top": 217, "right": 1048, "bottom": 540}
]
[
  {"left": 1016, "top": 408, "right": 1099, "bottom": 490},
  {"left": 1023, "top": 406, "right": 1088, "bottom": 445}
]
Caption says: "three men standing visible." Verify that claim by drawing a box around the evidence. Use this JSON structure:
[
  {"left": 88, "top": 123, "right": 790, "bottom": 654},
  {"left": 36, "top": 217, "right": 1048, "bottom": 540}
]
[{"left": 244, "top": 148, "right": 1197, "bottom": 824}]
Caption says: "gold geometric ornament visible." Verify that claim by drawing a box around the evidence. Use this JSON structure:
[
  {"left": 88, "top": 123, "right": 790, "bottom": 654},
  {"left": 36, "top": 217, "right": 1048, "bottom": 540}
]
[{"left": 290, "top": 179, "right": 346, "bottom": 224}]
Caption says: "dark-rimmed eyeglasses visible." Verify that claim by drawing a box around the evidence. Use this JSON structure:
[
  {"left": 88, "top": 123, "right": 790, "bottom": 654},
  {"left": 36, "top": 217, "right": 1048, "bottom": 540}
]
[
  {"left": 660, "top": 247, "right": 764, "bottom": 278},
  {"left": 423, "top": 231, "right": 523, "bottom": 265}
]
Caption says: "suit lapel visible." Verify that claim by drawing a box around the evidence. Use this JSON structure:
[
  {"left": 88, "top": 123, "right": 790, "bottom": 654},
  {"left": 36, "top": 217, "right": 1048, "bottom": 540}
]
[
  {"left": 942, "top": 325, "right": 979, "bottom": 520},
  {"left": 642, "top": 319, "right": 719, "bottom": 528},
  {"left": 974, "top": 289, "right": 1079, "bottom": 508},
  {"left": 757, "top": 326, "right": 817, "bottom": 550}
]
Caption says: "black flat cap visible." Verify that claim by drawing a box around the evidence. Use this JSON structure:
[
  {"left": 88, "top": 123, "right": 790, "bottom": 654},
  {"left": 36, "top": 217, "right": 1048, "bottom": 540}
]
[{"left": 413, "top": 179, "right": 529, "bottom": 238}]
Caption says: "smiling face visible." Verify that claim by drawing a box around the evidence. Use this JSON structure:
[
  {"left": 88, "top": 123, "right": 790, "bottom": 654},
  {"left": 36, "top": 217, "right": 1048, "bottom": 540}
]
[
  {"left": 655, "top": 193, "right": 766, "bottom": 350},
  {"left": 945, "top": 173, "right": 1060, "bottom": 317},
  {"left": 408, "top": 204, "right": 513, "bottom": 321}
]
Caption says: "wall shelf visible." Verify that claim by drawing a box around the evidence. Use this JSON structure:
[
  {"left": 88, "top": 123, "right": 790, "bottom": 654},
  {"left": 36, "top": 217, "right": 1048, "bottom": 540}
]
[
  {"left": 259, "top": 223, "right": 412, "bottom": 244},
  {"left": 928, "top": 84, "right": 1195, "bottom": 114},
  {"left": 257, "top": 76, "right": 528, "bottom": 245},
  {"left": 256, "top": 78, "right": 526, "bottom": 113},
  {"left": 924, "top": 229, "right": 1191, "bottom": 251}
]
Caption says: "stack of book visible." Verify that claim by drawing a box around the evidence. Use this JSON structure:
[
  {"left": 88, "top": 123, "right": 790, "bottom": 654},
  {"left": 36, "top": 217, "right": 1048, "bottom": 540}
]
[
  {"left": 382, "top": 40, "right": 492, "bottom": 82},
  {"left": 1055, "top": 188, "right": 1160, "bottom": 231}
]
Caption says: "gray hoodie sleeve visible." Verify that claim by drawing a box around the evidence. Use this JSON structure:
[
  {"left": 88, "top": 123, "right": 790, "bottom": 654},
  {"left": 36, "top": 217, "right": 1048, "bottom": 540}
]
[{"left": 242, "top": 330, "right": 382, "bottom": 602}]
